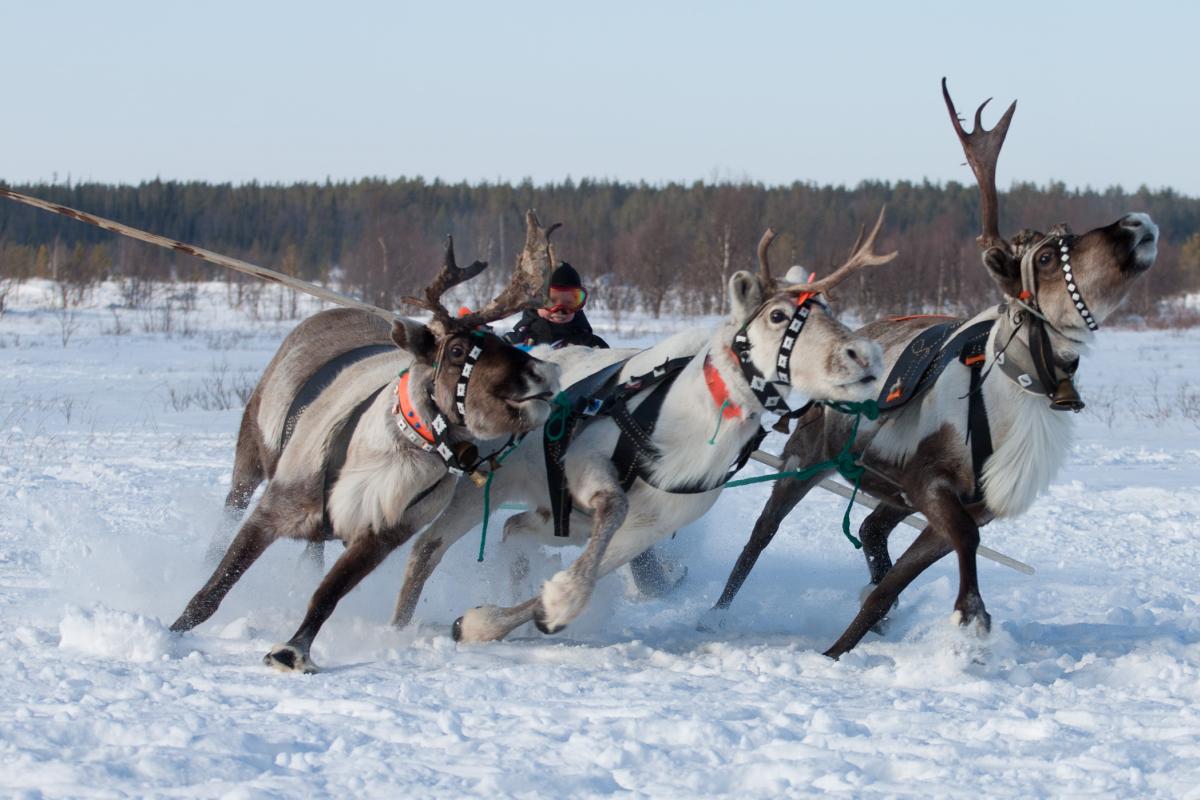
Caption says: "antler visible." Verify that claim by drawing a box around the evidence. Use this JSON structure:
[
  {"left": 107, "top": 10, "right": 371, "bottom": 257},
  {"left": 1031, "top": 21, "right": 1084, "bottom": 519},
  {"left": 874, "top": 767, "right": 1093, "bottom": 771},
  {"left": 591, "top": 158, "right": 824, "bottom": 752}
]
[
  {"left": 399, "top": 236, "right": 489, "bottom": 328},
  {"left": 942, "top": 77, "right": 1016, "bottom": 252},
  {"left": 757, "top": 227, "right": 778, "bottom": 292},
  {"left": 802, "top": 206, "right": 898, "bottom": 296},
  {"left": 456, "top": 210, "right": 561, "bottom": 330}
]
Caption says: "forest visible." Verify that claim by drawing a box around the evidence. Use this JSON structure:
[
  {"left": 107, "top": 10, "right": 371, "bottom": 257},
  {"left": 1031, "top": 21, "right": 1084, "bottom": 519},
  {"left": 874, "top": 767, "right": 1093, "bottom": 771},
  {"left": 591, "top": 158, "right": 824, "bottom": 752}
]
[{"left": 1, "top": 177, "right": 1197, "bottom": 319}]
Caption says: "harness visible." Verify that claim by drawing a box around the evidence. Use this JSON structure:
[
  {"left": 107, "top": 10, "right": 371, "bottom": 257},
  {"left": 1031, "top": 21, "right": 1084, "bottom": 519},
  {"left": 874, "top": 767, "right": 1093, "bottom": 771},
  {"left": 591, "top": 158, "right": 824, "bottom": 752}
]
[
  {"left": 731, "top": 290, "right": 822, "bottom": 414},
  {"left": 318, "top": 337, "right": 520, "bottom": 534},
  {"left": 392, "top": 364, "right": 524, "bottom": 483},
  {"left": 1006, "top": 233, "right": 1091, "bottom": 411},
  {"left": 279, "top": 343, "right": 395, "bottom": 450},
  {"left": 876, "top": 318, "right": 995, "bottom": 502},
  {"left": 322, "top": 383, "right": 447, "bottom": 536},
  {"left": 540, "top": 293, "right": 822, "bottom": 538}
]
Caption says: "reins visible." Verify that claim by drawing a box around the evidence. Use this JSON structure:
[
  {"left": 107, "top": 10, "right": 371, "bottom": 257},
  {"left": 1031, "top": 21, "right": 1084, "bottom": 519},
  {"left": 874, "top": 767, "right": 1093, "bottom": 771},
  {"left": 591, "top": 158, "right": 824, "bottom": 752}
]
[{"left": 723, "top": 399, "right": 880, "bottom": 548}]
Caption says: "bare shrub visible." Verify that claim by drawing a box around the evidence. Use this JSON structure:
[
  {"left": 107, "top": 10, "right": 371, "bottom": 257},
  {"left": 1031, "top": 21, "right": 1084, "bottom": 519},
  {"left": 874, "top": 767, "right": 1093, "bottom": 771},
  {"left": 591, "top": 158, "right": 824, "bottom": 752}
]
[
  {"left": 103, "top": 308, "right": 130, "bottom": 336},
  {"left": 204, "top": 330, "right": 255, "bottom": 351},
  {"left": 140, "top": 300, "right": 197, "bottom": 338},
  {"left": 165, "top": 362, "right": 256, "bottom": 412},
  {"left": 53, "top": 284, "right": 81, "bottom": 347},
  {"left": 118, "top": 275, "right": 155, "bottom": 309}
]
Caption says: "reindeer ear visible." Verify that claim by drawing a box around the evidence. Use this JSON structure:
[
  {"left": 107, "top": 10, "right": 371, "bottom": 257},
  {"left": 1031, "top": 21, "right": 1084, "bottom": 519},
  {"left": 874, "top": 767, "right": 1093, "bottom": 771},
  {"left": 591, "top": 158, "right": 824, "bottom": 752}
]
[
  {"left": 391, "top": 319, "right": 437, "bottom": 364},
  {"left": 982, "top": 247, "right": 1022, "bottom": 298},
  {"left": 728, "top": 270, "right": 763, "bottom": 321}
]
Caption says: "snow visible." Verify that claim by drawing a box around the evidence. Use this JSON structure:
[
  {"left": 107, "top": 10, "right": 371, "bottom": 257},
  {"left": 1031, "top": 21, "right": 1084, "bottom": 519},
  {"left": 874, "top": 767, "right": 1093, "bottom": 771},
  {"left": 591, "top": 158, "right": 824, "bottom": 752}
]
[{"left": 1, "top": 279, "right": 1199, "bottom": 797}]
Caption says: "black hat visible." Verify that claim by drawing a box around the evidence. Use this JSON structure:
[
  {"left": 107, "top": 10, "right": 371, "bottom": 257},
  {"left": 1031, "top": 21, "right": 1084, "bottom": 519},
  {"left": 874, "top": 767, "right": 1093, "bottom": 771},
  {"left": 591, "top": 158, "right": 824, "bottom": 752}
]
[{"left": 549, "top": 262, "right": 582, "bottom": 288}]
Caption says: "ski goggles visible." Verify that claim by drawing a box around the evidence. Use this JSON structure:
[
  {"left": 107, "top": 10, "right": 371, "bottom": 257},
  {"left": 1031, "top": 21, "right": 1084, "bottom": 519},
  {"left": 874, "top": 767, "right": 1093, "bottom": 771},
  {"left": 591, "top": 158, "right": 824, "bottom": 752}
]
[{"left": 544, "top": 285, "right": 588, "bottom": 313}]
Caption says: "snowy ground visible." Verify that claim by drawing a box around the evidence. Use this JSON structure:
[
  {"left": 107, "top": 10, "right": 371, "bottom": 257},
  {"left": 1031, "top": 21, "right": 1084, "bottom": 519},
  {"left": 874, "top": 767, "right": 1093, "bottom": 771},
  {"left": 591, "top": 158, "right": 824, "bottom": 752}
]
[{"left": 1, "top": 280, "right": 1198, "bottom": 798}]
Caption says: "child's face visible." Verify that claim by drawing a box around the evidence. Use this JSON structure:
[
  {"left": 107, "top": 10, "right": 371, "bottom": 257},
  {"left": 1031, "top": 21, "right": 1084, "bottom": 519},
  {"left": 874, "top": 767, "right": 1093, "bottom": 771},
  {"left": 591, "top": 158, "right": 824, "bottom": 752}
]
[
  {"left": 539, "top": 286, "right": 586, "bottom": 324},
  {"left": 537, "top": 306, "right": 576, "bottom": 324}
]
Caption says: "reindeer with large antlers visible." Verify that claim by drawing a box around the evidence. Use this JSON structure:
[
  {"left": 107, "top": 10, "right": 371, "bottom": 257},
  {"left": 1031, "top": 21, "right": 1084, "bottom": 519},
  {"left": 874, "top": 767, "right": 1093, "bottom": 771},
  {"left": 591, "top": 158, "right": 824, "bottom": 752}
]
[
  {"left": 171, "top": 212, "right": 563, "bottom": 673},
  {"left": 708, "top": 79, "right": 1161, "bottom": 658},
  {"left": 386, "top": 213, "right": 896, "bottom": 642}
]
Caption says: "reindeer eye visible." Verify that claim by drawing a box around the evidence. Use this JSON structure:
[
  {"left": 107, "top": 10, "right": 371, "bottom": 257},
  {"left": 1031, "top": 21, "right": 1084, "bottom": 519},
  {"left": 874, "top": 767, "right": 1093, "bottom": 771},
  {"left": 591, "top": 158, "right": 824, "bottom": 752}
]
[
  {"left": 769, "top": 309, "right": 788, "bottom": 324},
  {"left": 1037, "top": 251, "right": 1054, "bottom": 267},
  {"left": 449, "top": 343, "right": 466, "bottom": 360}
]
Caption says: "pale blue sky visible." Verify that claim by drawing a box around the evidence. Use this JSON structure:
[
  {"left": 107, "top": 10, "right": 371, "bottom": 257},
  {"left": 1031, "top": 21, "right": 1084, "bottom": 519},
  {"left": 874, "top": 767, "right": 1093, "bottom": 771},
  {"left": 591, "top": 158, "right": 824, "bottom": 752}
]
[{"left": 2, "top": 0, "right": 1196, "bottom": 194}]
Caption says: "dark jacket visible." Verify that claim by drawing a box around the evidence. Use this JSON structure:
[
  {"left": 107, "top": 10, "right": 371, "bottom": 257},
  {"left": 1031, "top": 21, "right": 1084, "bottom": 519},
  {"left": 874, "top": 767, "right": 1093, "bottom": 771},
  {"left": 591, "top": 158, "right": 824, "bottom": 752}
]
[{"left": 503, "top": 309, "right": 609, "bottom": 349}]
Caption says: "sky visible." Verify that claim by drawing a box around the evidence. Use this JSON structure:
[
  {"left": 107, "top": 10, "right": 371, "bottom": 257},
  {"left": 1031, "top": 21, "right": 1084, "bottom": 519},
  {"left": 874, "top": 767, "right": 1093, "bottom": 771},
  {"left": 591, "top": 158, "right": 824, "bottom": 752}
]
[{"left": 1, "top": 0, "right": 1197, "bottom": 195}]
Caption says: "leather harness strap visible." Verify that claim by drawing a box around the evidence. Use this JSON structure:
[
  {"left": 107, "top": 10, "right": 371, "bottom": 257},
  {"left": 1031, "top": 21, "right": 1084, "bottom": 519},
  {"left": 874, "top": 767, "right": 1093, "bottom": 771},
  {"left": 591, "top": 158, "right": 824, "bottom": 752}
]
[
  {"left": 543, "top": 353, "right": 772, "bottom": 539},
  {"left": 280, "top": 344, "right": 395, "bottom": 450},
  {"left": 544, "top": 359, "right": 634, "bottom": 539},
  {"left": 610, "top": 369, "right": 767, "bottom": 495},
  {"left": 875, "top": 318, "right": 996, "bottom": 503}
]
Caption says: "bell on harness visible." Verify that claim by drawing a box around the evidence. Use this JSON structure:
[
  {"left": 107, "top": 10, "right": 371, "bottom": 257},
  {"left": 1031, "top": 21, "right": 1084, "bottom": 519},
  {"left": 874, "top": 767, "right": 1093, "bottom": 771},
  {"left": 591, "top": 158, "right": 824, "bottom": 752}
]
[{"left": 1050, "top": 378, "right": 1084, "bottom": 411}]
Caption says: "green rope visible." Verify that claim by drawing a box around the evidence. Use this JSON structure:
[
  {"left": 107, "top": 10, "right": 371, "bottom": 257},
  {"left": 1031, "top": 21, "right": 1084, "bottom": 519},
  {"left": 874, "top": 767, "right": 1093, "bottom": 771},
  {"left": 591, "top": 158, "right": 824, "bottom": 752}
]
[
  {"left": 543, "top": 391, "right": 573, "bottom": 442},
  {"left": 477, "top": 444, "right": 518, "bottom": 562},
  {"left": 483, "top": 390, "right": 571, "bottom": 561},
  {"left": 707, "top": 399, "right": 732, "bottom": 445},
  {"left": 725, "top": 399, "right": 879, "bottom": 548}
]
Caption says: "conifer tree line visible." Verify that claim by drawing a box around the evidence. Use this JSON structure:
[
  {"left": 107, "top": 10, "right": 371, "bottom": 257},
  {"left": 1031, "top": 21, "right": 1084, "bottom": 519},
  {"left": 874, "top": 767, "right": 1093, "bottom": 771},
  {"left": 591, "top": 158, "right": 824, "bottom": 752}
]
[{"left": 1, "top": 178, "right": 1196, "bottom": 318}]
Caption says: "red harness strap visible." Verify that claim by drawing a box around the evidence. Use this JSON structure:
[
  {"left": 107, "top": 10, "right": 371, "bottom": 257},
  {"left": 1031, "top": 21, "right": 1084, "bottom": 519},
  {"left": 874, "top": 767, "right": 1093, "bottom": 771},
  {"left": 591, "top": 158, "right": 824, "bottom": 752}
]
[
  {"left": 392, "top": 370, "right": 436, "bottom": 444},
  {"left": 704, "top": 354, "right": 744, "bottom": 420}
]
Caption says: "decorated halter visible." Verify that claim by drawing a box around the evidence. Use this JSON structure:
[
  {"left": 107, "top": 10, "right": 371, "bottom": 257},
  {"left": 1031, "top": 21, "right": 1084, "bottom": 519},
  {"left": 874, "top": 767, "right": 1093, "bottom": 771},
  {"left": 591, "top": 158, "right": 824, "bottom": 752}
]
[
  {"left": 1056, "top": 236, "right": 1098, "bottom": 331},
  {"left": 1018, "top": 234, "right": 1098, "bottom": 333},
  {"left": 393, "top": 332, "right": 520, "bottom": 482},
  {"left": 453, "top": 338, "right": 484, "bottom": 417},
  {"left": 998, "top": 233, "right": 1091, "bottom": 412},
  {"left": 730, "top": 289, "right": 824, "bottom": 414}
]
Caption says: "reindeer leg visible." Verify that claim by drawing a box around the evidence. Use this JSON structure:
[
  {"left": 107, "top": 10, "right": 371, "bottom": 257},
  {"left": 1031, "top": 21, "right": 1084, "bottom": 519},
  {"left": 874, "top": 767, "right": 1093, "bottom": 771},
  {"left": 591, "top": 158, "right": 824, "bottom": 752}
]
[
  {"left": 265, "top": 531, "right": 403, "bottom": 674},
  {"left": 712, "top": 470, "right": 827, "bottom": 610},
  {"left": 823, "top": 525, "right": 952, "bottom": 658},
  {"left": 534, "top": 487, "right": 628, "bottom": 635},
  {"left": 172, "top": 511, "right": 275, "bottom": 632},
  {"left": 207, "top": 427, "right": 266, "bottom": 566},
  {"left": 452, "top": 486, "right": 628, "bottom": 642},
  {"left": 391, "top": 478, "right": 489, "bottom": 628},
  {"left": 858, "top": 502, "right": 908, "bottom": 585},
  {"left": 855, "top": 502, "right": 911, "bottom": 634},
  {"left": 451, "top": 596, "right": 542, "bottom": 643}
]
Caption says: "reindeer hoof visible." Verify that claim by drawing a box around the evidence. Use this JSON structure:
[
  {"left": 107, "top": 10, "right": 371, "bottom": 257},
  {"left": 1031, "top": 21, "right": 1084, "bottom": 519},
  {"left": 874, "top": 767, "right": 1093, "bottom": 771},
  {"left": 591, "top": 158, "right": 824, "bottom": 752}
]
[
  {"left": 263, "top": 644, "right": 320, "bottom": 674},
  {"left": 953, "top": 597, "right": 992, "bottom": 636},
  {"left": 533, "top": 603, "right": 563, "bottom": 636}
]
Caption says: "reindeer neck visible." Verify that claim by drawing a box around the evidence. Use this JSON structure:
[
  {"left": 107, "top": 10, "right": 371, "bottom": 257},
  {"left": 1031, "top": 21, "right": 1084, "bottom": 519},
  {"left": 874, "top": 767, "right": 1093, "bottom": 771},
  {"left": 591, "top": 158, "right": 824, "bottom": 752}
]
[
  {"left": 979, "top": 307, "right": 1078, "bottom": 518},
  {"left": 631, "top": 341, "right": 772, "bottom": 491},
  {"left": 989, "top": 304, "right": 1091, "bottom": 407}
]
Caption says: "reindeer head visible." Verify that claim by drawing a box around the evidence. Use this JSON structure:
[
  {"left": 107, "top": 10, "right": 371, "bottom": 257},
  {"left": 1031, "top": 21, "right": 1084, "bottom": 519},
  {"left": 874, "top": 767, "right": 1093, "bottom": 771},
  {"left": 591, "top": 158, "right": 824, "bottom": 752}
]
[
  {"left": 726, "top": 210, "right": 894, "bottom": 407},
  {"left": 392, "top": 211, "right": 563, "bottom": 440},
  {"left": 943, "top": 79, "right": 1159, "bottom": 336}
]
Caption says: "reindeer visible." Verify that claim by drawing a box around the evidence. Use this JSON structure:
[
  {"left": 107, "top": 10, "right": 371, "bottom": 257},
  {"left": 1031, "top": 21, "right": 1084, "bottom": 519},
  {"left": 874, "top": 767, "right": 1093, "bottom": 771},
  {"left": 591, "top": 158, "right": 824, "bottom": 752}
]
[
  {"left": 387, "top": 212, "right": 897, "bottom": 642},
  {"left": 708, "top": 80, "right": 1161, "bottom": 658},
  {"left": 170, "top": 213, "right": 563, "bottom": 673}
]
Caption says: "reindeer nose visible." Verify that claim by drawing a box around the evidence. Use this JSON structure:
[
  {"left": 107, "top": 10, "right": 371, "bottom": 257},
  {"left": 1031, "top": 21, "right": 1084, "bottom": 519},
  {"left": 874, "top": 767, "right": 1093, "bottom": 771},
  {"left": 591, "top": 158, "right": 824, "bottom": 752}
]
[
  {"left": 1120, "top": 213, "right": 1158, "bottom": 244},
  {"left": 846, "top": 346, "right": 869, "bottom": 369}
]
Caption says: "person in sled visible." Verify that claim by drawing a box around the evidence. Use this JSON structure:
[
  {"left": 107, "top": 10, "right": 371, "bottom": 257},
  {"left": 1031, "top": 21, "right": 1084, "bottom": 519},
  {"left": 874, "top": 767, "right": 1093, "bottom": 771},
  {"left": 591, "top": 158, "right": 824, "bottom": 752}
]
[
  {"left": 504, "top": 262, "right": 609, "bottom": 349},
  {"left": 505, "top": 262, "right": 685, "bottom": 598}
]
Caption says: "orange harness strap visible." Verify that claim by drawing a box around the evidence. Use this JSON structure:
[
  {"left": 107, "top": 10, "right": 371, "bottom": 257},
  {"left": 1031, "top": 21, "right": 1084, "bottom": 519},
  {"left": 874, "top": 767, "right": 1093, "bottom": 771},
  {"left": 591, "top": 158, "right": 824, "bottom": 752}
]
[
  {"left": 392, "top": 370, "right": 436, "bottom": 444},
  {"left": 704, "top": 354, "right": 744, "bottom": 420}
]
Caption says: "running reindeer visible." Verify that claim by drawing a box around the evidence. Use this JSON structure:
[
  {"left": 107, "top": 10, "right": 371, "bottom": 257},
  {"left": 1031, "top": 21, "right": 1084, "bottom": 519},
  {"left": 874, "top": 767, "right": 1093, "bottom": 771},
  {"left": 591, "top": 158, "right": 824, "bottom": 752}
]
[
  {"left": 709, "top": 79, "right": 1161, "bottom": 658},
  {"left": 389, "top": 212, "right": 898, "bottom": 642},
  {"left": 171, "top": 213, "right": 563, "bottom": 673}
]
